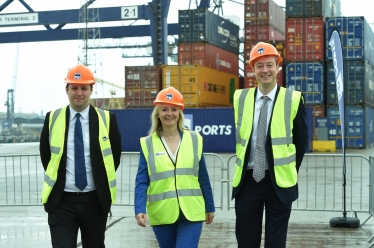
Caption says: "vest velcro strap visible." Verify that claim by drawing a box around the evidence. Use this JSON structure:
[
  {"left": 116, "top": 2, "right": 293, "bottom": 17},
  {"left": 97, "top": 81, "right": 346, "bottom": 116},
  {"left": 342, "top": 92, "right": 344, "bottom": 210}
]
[
  {"left": 274, "top": 153, "right": 296, "bottom": 166},
  {"left": 44, "top": 174, "right": 55, "bottom": 187},
  {"left": 50, "top": 146, "right": 60, "bottom": 154},
  {"left": 103, "top": 148, "right": 112, "bottom": 157},
  {"left": 109, "top": 179, "right": 116, "bottom": 188},
  {"left": 177, "top": 188, "right": 203, "bottom": 197},
  {"left": 235, "top": 157, "right": 243, "bottom": 168},
  {"left": 149, "top": 170, "right": 175, "bottom": 182},
  {"left": 176, "top": 168, "right": 199, "bottom": 177},
  {"left": 148, "top": 191, "right": 177, "bottom": 202},
  {"left": 271, "top": 137, "right": 293, "bottom": 145}
]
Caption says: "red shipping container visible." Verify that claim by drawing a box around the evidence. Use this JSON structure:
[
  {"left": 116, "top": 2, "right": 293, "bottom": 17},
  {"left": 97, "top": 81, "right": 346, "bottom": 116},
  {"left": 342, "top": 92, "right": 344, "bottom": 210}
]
[
  {"left": 125, "top": 66, "right": 162, "bottom": 108},
  {"left": 244, "top": 0, "right": 285, "bottom": 35},
  {"left": 285, "top": 18, "right": 325, "bottom": 61},
  {"left": 178, "top": 43, "right": 239, "bottom": 75},
  {"left": 243, "top": 62, "right": 284, "bottom": 88},
  {"left": 244, "top": 25, "right": 285, "bottom": 42}
]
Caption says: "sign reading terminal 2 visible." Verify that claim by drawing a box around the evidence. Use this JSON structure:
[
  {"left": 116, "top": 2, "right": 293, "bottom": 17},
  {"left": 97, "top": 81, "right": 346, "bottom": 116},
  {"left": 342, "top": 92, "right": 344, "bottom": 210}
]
[{"left": 0, "top": 13, "right": 38, "bottom": 25}]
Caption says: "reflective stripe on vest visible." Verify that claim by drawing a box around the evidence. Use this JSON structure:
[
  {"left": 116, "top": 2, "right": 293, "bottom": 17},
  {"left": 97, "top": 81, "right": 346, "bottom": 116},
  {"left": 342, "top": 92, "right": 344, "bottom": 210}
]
[
  {"left": 41, "top": 106, "right": 117, "bottom": 204},
  {"left": 140, "top": 130, "right": 205, "bottom": 226},
  {"left": 232, "top": 87, "right": 301, "bottom": 188}
]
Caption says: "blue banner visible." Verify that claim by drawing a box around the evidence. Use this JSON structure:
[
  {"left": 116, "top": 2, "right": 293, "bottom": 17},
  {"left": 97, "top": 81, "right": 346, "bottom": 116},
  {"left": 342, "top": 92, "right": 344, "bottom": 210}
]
[{"left": 329, "top": 30, "right": 345, "bottom": 150}]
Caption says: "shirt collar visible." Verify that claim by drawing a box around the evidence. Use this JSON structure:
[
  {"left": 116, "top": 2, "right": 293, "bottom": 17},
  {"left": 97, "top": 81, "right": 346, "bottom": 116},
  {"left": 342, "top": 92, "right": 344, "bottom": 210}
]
[
  {"left": 256, "top": 85, "right": 277, "bottom": 102},
  {"left": 69, "top": 105, "right": 90, "bottom": 120}
]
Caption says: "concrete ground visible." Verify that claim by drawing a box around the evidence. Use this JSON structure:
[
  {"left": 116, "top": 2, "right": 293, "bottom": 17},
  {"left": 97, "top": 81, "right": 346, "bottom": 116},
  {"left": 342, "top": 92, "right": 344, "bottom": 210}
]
[{"left": 1, "top": 205, "right": 374, "bottom": 247}]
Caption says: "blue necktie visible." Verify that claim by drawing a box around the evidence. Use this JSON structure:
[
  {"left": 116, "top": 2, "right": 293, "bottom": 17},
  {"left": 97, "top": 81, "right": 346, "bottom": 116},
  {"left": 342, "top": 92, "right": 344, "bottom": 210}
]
[{"left": 75, "top": 113, "right": 87, "bottom": 191}]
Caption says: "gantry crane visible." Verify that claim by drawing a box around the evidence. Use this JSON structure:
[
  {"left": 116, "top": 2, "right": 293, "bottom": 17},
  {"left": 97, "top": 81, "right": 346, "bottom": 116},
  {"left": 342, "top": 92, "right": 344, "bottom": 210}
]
[{"left": 95, "top": 78, "right": 125, "bottom": 109}]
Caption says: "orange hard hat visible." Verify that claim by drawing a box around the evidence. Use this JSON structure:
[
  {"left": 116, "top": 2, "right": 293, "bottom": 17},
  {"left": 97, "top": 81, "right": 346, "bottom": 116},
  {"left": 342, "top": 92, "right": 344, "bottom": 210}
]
[
  {"left": 64, "top": 64, "right": 96, "bottom": 85},
  {"left": 153, "top": 87, "right": 184, "bottom": 110},
  {"left": 249, "top": 42, "right": 282, "bottom": 68}
]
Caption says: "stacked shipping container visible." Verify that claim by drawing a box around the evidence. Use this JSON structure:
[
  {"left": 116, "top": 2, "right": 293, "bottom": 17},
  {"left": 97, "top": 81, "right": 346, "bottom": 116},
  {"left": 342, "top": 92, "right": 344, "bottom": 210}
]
[
  {"left": 243, "top": 0, "right": 286, "bottom": 88},
  {"left": 325, "top": 16, "right": 374, "bottom": 148},
  {"left": 177, "top": 9, "right": 240, "bottom": 107},
  {"left": 284, "top": 0, "right": 341, "bottom": 151}
]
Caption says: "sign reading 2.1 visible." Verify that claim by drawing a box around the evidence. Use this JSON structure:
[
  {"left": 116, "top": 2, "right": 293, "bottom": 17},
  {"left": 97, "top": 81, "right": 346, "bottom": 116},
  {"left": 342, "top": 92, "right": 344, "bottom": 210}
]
[{"left": 121, "top": 6, "right": 138, "bottom": 19}]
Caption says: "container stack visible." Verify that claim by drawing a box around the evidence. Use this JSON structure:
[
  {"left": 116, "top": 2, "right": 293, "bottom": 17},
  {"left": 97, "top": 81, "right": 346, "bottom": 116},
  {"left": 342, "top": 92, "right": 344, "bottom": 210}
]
[
  {"left": 325, "top": 16, "right": 374, "bottom": 148},
  {"left": 284, "top": 0, "right": 341, "bottom": 151},
  {"left": 124, "top": 66, "right": 162, "bottom": 108},
  {"left": 243, "top": 0, "right": 286, "bottom": 88},
  {"left": 176, "top": 9, "right": 240, "bottom": 107}
]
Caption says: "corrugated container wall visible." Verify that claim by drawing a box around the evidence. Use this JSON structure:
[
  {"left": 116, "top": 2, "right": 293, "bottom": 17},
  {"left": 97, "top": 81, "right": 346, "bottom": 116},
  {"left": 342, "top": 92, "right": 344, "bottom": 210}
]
[
  {"left": 326, "top": 106, "right": 374, "bottom": 149},
  {"left": 178, "top": 9, "right": 240, "bottom": 54},
  {"left": 244, "top": 0, "right": 286, "bottom": 35},
  {"left": 286, "top": 0, "right": 341, "bottom": 18},
  {"left": 163, "top": 64, "right": 239, "bottom": 107},
  {"left": 326, "top": 60, "right": 374, "bottom": 107},
  {"left": 124, "top": 66, "right": 162, "bottom": 108},
  {"left": 285, "top": 18, "right": 325, "bottom": 61},
  {"left": 286, "top": 62, "right": 325, "bottom": 105},
  {"left": 326, "top": 17, "right": 374, "bottom": 66},
  {"left": 177, "top": 43, "right": 239, "bottom": 75},
  {"left": 244, "top": 25, "right": 285, "bottom": 42},
  {"left": 244, "top": 41, "right": 285, "bottom": 88},
  {"left": 112, "top": 108, "right": 236, "bottom": 152}
]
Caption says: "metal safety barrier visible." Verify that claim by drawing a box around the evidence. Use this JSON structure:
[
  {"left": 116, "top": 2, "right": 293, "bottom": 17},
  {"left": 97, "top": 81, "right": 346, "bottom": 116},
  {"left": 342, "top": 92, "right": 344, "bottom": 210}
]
[
  {"left": 226, "top": 153, "right": 370, "bottom": 213},
  {"left": 0, "top": 152, "right": 225, "bottom": 210},
  {"left": 0, "top": 153, "right": 370, "bottom": 217},
  {"left": 365, "top": 156, "right": 374, "bottom": 248}
]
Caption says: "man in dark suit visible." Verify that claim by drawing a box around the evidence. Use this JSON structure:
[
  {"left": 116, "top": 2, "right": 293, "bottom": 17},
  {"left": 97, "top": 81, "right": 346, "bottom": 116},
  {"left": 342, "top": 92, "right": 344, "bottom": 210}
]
[
  {"left": 232, "top": 42, "right": 308, "bottom": 248},
  {"left": 40, "top": 64, "right": 122, "bottom": 248}
]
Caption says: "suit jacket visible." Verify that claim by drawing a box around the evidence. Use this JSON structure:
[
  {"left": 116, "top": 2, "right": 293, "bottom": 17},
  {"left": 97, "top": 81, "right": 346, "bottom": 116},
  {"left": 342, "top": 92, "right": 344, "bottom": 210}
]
[
  {"left": 232, "top": 85, "right": 308, "bottom": 204},
  {"left": 40, "top": 105, "right": 122, "bottom": 213}
]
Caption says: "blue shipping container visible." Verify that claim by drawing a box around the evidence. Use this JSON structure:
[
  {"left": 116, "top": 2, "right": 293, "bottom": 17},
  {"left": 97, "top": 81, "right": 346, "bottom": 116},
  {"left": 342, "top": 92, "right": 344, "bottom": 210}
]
[
  {"left": 286, "top": 0, "right": 341, "bottom": 18},
  {"left": 286, "top": 62, "right": 325, "bottom": 105},
  {"left": 178, "top": 9, "right": 240, "bottom": 54},
  {"left": 326, "top": 60, "right": 374, "bottom": 106},
  {"left": 113, "top": 108, "right": 236, "bottom": 152},
  {"left": 326, "top": 106, "right": 374, "bottom": 148},
  {"left": 326, "top": 17, "right": 374, "bottom": 65}
]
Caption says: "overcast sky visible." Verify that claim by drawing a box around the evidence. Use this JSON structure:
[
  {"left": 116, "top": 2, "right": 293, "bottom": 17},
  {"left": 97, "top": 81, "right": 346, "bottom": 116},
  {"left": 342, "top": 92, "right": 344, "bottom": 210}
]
[{"left": 0, "top": 0, "right": 370, "bottom": 115}]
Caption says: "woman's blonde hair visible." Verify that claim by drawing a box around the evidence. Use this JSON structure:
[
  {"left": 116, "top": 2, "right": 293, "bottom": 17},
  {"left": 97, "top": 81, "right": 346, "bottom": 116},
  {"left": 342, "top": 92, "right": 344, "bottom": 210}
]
[{"left": 148, "top": 104, "right": 188, "bottom": 137}]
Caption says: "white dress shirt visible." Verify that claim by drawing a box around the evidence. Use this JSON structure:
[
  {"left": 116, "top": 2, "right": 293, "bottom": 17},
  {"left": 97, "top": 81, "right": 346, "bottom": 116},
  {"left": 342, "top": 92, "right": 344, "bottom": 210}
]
[
  {"left": 65, "top": 106, "right": 95, "bottom": 192},
  {"left": 247, "top": 86, "right": 277, "bottom": 169}
]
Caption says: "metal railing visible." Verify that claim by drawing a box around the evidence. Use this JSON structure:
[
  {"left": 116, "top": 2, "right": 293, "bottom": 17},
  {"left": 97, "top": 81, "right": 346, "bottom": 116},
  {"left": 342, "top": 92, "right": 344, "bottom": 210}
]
[
  {"left": 0, "top": 153, "right": 370, "bottom": 216},
  {"left": 226, "top": 154, "right": 370, "bottom": 213},
  {"left": 0, "top": 152, "right": 225, "bottom": 210}
]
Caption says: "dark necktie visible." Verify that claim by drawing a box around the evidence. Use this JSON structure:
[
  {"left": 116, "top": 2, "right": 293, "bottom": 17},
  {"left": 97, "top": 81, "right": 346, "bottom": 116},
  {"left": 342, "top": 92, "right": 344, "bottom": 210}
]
[
  {"left": 75, "top": 113, "right": 87, "bottom": 191},
  {"left": 253, "top": 96, "right": 269, "bottom": 183}
]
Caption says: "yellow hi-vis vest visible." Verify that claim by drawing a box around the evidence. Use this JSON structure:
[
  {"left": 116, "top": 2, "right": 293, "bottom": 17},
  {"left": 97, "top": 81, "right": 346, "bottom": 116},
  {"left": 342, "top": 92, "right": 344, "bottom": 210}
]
[
  {"left": 140, "top": 130, "right": 205, "bottom": 226},
  {"left": 232, "top": 87, "right": 302, "bottom": 188},
  {"left": 41, "top": 106, "right": 117, "bottom": 204}
]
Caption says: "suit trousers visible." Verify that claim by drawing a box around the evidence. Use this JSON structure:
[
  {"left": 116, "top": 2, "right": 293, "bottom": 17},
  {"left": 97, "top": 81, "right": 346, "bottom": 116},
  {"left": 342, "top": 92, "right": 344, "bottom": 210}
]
[
  {"left": 235, "top": 170, "right": 292, "bottom": 248},
  {"left": 48, "top": 190, "right": 108, "bottom": 248},
  {"left": 152, "top": 212, "right": 203, "bottom": 248}
]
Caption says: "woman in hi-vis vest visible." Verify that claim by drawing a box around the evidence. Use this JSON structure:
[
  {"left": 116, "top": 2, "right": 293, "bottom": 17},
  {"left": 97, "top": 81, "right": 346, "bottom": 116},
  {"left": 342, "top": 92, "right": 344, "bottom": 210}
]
[{"left": 134, "top": 87, "right": 215, "bottom": 248}]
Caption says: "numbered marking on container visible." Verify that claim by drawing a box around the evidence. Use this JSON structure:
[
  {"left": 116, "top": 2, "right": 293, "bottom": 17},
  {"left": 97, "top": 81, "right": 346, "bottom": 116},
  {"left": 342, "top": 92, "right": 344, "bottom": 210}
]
[{"left": 121, "top": 6, "right": 138, "bottom": 19}]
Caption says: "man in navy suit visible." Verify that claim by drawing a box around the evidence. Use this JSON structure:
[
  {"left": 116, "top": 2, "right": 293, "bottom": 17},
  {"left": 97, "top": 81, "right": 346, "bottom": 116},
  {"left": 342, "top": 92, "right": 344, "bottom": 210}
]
[
  {"left": 232, "top": 42, "right": 308, "bottom": 248},
  {"left": 40, "top": 64, "right": 122, "bottom": 247}
]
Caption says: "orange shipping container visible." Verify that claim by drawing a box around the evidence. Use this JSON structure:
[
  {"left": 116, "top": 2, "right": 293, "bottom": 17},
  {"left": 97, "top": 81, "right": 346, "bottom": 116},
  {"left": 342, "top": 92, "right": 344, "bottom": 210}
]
[
  {"left": 178, "top": 43, "right": 239, "bottom": 75},
  {"left": 162, "top": 65, "right": 239, "bottom": 107}
]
